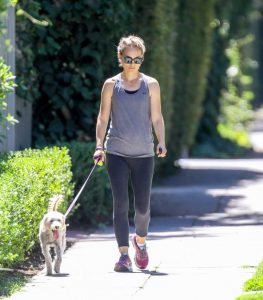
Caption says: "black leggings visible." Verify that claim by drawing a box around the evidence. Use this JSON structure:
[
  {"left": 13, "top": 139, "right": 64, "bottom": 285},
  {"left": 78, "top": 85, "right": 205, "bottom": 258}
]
[{"left": 106, "top": 153, "right": 154, "bottom": 247}]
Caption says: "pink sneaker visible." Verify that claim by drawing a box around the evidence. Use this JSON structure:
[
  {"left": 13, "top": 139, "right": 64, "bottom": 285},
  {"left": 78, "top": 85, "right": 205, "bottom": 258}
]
[
  {"left": 132, "top": 235, "right": 149, "bottom": 269},
  {"left": 114, "top": 254, "right": 132, "bottom": 272}
]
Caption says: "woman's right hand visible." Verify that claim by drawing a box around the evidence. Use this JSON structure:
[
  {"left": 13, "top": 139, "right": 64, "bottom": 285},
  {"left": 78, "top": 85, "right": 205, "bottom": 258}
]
[{"left": 93, "top": 148, "right": 105, "bottom": 165}]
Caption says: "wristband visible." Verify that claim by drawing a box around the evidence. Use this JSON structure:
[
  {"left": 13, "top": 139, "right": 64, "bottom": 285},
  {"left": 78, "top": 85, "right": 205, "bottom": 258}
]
[{"left": 95, "top": 146, "right": 104, "bottom": 151}]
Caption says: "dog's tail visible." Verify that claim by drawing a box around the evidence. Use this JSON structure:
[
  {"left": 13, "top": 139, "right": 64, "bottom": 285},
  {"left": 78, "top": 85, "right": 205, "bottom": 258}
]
[{"left": 48, "top": 195, "right": 64, "bottom": 212}]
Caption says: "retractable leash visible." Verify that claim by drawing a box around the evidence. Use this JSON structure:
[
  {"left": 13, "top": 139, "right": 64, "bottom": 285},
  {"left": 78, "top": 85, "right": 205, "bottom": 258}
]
[{"left": 64, "top": 155, "right": 103, "bottom": 218}]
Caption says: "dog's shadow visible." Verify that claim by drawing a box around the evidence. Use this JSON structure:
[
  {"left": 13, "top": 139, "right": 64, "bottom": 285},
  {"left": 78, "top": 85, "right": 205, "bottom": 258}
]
[{"left": 46, "top": 273, "right": 70, "bottom": 277}]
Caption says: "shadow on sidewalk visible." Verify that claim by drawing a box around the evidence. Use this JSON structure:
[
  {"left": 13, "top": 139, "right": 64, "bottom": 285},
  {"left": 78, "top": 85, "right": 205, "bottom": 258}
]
[
  {"left": 152, "top": 168, "right": 263, "bottom": 219},
  {"left": 158, "top": 166, "right": 263, "bottom": 188}
]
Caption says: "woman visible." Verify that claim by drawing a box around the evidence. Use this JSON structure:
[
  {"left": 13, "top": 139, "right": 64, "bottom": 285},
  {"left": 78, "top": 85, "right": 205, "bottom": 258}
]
[{"left": 93, "top": 35, "right": 167, "bottom": 272}]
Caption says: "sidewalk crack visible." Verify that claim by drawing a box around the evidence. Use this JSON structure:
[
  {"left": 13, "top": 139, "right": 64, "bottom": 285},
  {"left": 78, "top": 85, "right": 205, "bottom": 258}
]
[{"left": 132, "top": 263, "right": 162, "bottom": 297}]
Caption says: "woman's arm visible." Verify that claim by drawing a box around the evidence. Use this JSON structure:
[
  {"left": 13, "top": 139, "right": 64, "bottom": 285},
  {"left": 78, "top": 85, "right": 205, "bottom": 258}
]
[
  {"left": 149, "top": 79, "right": 167, "bottom": 157},
  {"left": 94, "top": 79, "right": 114, "bottom": 161}
]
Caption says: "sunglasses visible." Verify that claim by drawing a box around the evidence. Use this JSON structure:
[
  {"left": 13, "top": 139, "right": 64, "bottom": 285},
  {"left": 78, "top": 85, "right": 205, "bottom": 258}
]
[{"left": 122, "top": 56, "right": 144, "bottom": 64}]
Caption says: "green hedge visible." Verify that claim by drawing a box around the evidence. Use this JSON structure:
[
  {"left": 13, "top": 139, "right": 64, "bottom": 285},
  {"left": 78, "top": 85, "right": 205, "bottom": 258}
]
[
  {"left": 168, "top": 0, "right": 215, "bottom": 160},
  {"left": 16, "top": 0, "right": 133, "bottom": 146},
  {"left": 121, "top": 0, "right": 177, "bottom": 173},
  {"left": 140, "top": 0, "right": 177, "bottom": 172},
  {"left": 0, "top": 147, "right": 73, "bottom": 267},
  {"left": 61, "top": 141, "right": 112, "bottom": 227}
]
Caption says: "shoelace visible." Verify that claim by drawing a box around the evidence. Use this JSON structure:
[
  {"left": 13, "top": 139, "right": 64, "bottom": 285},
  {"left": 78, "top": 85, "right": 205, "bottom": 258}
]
[
  {"left": 139, "top": 247, "right": 147, "bottom": 258},
  {"left": 119, "top": 255, "right": 130, "bottom": 265}
]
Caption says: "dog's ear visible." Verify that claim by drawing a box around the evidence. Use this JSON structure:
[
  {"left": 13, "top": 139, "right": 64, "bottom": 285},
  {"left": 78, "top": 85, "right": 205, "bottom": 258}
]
[{"left": 42, "top": 215, "right": 51, "bottom": 232}]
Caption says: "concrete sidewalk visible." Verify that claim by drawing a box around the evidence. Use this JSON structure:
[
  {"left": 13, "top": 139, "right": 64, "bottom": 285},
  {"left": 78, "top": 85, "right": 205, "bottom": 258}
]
[{"left": 8, "top": 110, "right": 263, "bottom": 300}]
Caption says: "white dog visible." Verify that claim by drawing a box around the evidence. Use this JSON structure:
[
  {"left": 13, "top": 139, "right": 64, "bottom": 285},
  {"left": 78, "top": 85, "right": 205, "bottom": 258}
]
[{"left": 39, "top": 195, "right": 66, "bottom": 275}]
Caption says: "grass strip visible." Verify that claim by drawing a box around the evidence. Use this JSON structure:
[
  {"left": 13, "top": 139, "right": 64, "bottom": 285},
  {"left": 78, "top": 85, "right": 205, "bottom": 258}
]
[
  {"left": 0, "top": 270, "right": 28, "bottom": 298},
  {"left": 236, "top": 292, "right": 263, "bottom": 300},
  {"left": 244, "top": 260, "right": 263, "bottom": 292}
]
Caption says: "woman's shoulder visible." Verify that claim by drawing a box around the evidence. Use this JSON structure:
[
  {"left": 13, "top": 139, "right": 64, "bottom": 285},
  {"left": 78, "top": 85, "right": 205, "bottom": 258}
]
[
  {"left": 102, "top": 74, "right": 120, "bottom": 94},
  {"left": 104, "top": 74, "right": 120, "bottom": 85},
  {"left": 141, "top": 73, "right": 159, "bottom": 87}
]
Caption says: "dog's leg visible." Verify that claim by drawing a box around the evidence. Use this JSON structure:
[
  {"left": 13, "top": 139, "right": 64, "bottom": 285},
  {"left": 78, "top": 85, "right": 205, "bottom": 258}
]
[
  {"left": 42, "top": 244, "right": 53, "bottom": 275},
  {"left": 62, "top": 232, "right": 66, "bottom": 254},
  {"left": 54, "top": 243, "right": 62, "bottom": 274}
]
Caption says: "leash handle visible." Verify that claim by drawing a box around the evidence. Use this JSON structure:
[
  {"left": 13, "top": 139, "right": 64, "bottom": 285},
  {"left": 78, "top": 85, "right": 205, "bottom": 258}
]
[
  {"left": 157, "top": 147, "right": 163, "bottom": 156},
  {"left": 65, "top": 161, "right": 98, "bottom": 218},
  {"left": 93, "top": 154, "right": 104, "bottom": 166}
]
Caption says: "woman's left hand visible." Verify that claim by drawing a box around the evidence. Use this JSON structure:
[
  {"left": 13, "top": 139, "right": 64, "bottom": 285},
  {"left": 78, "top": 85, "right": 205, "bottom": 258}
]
[{"left": 156, "top": 143, "right": 167, "bottom": 158}]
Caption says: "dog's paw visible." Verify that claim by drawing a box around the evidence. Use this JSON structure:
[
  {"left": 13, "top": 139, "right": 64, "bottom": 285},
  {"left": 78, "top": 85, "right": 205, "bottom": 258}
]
[
  {"left": 54, "top": 265, "right": 60, "bottom": 274},
  {"left": 46, "top": 269, "right": 53, "bottom": 276}
]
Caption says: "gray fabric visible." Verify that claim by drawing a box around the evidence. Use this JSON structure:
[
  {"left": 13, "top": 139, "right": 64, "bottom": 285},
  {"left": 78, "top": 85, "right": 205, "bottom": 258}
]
[{"left": 104, "top": 73, "right": 154, "bottom": 157}]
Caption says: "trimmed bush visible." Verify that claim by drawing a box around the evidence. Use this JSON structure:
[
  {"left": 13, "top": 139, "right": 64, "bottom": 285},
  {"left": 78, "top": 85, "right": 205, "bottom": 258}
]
[
  {"left": 168, "top": 0, "right": 215, "bottom": 160},
  {"left": 130, "top": 0, "right": 177, "bottom": 173},
  {"left": 0, "top": 147, "right": 73, "bottom": 267},
  {"left": 16, "top": 0, "right": 133, "bottom": 146},
  {"left": 146, "top": 0, "right": 177, "bottom": 173}
]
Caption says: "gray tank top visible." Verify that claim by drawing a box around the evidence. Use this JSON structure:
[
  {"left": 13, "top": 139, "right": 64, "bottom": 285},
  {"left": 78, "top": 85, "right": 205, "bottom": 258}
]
[{"left": 104, "top": 73, "right": 154, "bottom": 157}]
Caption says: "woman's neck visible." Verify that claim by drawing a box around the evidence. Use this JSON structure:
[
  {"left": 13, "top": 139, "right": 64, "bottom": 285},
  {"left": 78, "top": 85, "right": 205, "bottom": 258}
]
[{"left": 122, "top": 71, "right": 140, "bottom": 83}]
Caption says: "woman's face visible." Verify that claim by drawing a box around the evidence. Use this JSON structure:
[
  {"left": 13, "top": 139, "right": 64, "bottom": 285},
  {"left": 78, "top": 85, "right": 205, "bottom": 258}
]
[{"left": 119, "top": 47, "right": 144, "bottom": 73}]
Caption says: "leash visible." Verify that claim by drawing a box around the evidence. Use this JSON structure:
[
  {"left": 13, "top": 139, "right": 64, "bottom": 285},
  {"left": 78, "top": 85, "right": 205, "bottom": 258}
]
[{"left": 65, "top": 156, "right": 102, "bottom": 218}]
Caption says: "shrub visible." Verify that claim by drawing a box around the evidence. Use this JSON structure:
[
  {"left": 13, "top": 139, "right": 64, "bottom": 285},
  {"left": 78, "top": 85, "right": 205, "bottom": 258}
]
[
  {"left": 168, "top": 0, "right": 215, "bottom": 160},
  {"left": 143, "top": 0, "right": 177, "bottom": 172},
  {"left": 0, "top": 146, "right": 73, "bottom": 267},
  {"left": 16, "top": 0, "right": 133, "bottom": 146}
]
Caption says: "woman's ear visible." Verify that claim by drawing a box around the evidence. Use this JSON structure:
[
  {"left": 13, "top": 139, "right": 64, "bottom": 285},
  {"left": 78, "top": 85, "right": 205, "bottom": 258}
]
[{"left": 118, "top": 53, "right": 123, "bottom": 67}]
